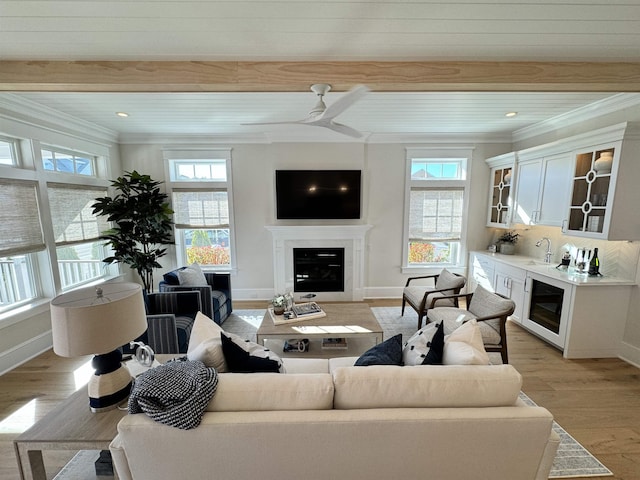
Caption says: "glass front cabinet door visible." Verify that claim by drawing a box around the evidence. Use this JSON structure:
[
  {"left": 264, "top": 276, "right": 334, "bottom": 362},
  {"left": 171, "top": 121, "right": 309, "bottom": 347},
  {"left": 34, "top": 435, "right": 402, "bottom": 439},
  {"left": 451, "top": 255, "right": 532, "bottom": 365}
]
[
  {"left": 565, "top": 142, "right": 620, "bottom": 238},
  {"left": 486, "top": 153, "right": 515, "bottom": 228}
]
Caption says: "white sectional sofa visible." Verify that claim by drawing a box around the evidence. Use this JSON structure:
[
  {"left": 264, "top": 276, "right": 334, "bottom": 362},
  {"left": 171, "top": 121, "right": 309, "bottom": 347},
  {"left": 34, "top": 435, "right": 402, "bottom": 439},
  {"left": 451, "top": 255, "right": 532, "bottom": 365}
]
[{"left": 110, "top": 356, "right": 560, "bottom": 480}]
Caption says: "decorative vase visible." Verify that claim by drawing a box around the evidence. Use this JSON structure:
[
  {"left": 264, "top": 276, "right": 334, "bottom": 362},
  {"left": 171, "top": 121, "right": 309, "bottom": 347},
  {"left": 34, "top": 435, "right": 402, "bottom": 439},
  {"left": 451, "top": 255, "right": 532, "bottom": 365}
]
[
  {"left": 594, "top": 152, "right": 613, "bottom": 174},
  {"left": 500, "top": 243, "right": 515, "bottom": 255},
  {"left": 503, "top": 172, "right": 512, "bottom": 185},
  {"left": 273, "top": 305, "right": 285, "bottom": 315}
]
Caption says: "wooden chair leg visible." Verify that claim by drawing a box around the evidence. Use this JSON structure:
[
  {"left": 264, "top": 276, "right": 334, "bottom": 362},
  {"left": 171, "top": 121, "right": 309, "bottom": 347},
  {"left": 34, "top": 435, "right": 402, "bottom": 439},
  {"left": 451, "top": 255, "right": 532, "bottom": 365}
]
[
  {"left": 401, "top": 297, "right": 406, "bottom": 316},
  {"left": 417, "top": 313, "right": 425, "bottom": 330}
]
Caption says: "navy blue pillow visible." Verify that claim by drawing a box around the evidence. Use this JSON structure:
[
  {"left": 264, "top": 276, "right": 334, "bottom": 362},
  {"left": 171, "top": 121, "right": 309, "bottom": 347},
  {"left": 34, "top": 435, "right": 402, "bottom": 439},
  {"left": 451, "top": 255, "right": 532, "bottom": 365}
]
[
  {"left": 422, "top": 321, "right": 445, "bottom": 365},
  {"left": 220, "top": 332, "right": 282, "bottom": 373},
  {"left": 162, "top": 267, "right": 185, "bottom": 285},
  {"left": 354, "top": 334, "right": 403, "bottom": 366}
]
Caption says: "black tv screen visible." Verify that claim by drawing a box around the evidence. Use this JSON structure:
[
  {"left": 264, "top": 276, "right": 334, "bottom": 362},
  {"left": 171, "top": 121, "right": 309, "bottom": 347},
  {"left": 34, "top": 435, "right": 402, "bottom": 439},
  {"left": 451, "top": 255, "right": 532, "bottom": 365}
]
[{"left": 275, "top": 170, "right": 361, "bottom": 219}]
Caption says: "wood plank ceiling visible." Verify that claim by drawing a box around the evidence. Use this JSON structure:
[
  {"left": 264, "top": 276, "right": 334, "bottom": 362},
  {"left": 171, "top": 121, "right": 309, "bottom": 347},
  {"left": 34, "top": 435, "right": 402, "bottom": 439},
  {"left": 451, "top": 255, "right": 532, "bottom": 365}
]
[{"left": 1, "top": 1, "right": 640, "bottom": 139}]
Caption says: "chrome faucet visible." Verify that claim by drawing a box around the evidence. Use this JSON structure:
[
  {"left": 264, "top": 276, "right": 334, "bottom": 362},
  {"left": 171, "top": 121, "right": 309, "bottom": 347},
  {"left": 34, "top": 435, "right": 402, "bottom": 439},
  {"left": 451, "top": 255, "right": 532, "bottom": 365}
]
[{"left": 536, "top": 237, "right": 552, "bottom": 263}]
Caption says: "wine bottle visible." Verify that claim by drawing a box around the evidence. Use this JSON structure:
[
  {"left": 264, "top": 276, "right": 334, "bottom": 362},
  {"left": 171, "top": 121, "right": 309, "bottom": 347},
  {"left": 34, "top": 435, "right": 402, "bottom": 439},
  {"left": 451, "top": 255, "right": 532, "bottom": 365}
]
[{"left": 588, "top": 247, "right": 600, "bottom": 276}]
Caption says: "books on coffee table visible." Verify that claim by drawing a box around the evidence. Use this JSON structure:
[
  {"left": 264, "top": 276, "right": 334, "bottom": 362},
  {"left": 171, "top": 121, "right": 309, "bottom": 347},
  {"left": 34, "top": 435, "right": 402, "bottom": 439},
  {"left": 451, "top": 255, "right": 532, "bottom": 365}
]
[
  {"left": 268, "top": 303, "right": 327, "bottom": 325},
  {"left": 321, "top": 337, "right": 348, "bottom": 349},
  {"left": 291, "top": 302, "right": 322, "bottom": 316}
]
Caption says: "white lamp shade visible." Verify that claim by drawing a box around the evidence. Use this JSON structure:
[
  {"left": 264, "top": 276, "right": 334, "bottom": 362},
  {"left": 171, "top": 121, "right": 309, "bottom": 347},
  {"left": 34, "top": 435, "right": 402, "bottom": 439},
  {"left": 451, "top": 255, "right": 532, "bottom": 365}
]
[{"left": 51, "top": 282, "right": 148, "bottom": 357}]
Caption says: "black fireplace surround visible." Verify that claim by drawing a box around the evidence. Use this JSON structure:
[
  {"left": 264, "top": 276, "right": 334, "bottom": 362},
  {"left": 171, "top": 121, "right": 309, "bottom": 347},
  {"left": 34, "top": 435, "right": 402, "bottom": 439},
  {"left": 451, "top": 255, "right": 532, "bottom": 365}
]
[{"left": 293, "top": 248, "right": 345, "bottom": 293}]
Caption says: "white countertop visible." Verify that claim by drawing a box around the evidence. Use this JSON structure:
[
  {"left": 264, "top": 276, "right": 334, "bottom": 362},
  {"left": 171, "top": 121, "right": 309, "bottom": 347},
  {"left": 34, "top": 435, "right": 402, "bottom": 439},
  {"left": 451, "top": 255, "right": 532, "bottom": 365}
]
[{"left": 472, "top": 251, "right": 637, "bottom": 287}]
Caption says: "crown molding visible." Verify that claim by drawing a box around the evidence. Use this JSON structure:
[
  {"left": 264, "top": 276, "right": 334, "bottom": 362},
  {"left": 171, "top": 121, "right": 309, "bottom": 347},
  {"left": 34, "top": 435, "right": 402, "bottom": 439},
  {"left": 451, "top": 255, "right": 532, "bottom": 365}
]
[
  {"left": 0, "top": 93, "right": 118, "bottom": 145},
  {"left": 512, "top": 93, "right": 640, "bottom": 143}
]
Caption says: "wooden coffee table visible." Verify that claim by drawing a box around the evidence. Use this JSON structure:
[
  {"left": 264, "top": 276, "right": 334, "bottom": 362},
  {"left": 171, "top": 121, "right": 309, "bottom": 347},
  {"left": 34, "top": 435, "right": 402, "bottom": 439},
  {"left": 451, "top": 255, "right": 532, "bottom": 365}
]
[{"left": 256, "top": 303, "right": 383, "bottom": 358}]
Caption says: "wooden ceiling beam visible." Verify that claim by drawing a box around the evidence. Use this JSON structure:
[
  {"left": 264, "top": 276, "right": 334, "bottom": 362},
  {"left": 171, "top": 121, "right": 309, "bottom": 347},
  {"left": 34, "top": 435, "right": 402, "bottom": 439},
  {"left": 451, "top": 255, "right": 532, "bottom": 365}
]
[{"left": 1, "top": 61, "right": 640, "bottom": 92}]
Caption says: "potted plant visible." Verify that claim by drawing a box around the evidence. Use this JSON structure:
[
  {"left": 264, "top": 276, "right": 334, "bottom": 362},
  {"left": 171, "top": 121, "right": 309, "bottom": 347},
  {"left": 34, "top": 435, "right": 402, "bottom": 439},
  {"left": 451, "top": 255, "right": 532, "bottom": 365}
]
[
  {"left": 497, "top": 230, "right": 520, "bottom": 255},
  {"left": 270, "top": 294, "right": 287, "bottom": 315},
  {"left": 92, "top": 171, "right": 174, "bottom": 292}
]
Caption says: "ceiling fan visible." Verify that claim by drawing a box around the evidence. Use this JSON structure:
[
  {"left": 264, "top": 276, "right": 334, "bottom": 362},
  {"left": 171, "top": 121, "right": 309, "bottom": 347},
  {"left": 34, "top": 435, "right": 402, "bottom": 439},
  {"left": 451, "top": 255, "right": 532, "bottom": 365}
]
[{"left": 244, "top": 84, "right": 370, "bottom": 138}]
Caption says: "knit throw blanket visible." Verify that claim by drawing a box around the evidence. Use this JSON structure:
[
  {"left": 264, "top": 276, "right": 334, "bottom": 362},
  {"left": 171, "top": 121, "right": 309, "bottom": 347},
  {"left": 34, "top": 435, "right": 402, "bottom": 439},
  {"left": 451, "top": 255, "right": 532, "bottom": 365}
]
[{"left": 128, "top": 358, "right": 218, "bottom": 430}]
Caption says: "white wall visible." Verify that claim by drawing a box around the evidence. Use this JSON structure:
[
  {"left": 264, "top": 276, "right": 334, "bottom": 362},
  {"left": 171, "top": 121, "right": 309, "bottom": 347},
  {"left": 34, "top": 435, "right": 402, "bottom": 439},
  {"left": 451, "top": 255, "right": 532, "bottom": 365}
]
[{"left": 120, "top": 140, "right": 512, "bottom": 300}]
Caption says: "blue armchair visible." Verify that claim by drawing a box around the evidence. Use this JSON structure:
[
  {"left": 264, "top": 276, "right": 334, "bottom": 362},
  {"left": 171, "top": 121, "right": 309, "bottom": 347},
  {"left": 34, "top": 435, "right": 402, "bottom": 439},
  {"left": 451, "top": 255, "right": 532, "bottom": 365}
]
[
  {"left": 160, "top": 269, "right": 232, "bottom": 325},
  {"left": 145, "top": 291, "right": 202, "bottom": 353}
]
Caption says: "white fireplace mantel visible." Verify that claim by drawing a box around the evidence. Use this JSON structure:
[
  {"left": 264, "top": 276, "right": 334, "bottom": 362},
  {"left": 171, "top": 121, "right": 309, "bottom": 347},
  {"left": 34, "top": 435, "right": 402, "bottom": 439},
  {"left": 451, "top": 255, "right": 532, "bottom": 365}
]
[{"left": 266, "top": 225, "right": 372, "bottom": 301}]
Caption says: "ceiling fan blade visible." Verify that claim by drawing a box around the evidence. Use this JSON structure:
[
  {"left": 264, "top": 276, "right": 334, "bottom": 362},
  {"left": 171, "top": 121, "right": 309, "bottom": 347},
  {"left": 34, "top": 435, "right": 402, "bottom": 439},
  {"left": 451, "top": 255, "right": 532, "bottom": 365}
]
[
  {"left": 241, "top": 120, "right": 304, "bottom": 126},
  {"left": 324, "top": 121, "right": 364, "bottom": 138},
  {"left": 320, "top": 85, "right": 370, "bottom": 120}
]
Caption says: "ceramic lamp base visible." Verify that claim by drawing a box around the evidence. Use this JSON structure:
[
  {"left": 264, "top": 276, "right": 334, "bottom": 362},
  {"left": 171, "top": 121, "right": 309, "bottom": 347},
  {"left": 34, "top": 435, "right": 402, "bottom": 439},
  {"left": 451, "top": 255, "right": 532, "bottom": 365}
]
[{"left": 88, "top": 350, "right": 133, "bottom": 412}]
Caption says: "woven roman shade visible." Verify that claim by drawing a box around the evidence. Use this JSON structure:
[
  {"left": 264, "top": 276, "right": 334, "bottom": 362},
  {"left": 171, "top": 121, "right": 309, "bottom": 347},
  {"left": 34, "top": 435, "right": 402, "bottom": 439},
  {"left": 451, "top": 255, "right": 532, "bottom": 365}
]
[
  {"left": 409, "top": 188, "right": 463, "bottom": 242},
  {"left": 172, "top": 189, "right": 229, "bottom": 229},
  {"left": 47, "top": 184, "right": 109, "bottom": 246},
  {"left": 0, "top": 180, "right": 45, "bottom": 256}
]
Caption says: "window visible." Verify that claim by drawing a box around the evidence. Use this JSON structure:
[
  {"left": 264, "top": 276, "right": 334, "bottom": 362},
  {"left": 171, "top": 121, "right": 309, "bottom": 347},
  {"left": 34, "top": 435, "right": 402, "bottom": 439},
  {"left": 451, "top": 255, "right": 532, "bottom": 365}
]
[
  {"left": 170, "top": 160, "right": 227, "bottom": 182},
  {"left": 0, "top": 180, "right": 45, "bottom": 310},
  {"left": 403, "top": 150, "right": 470, "bottom": 269},
  {"left": 41, "top": 146, "right": 95, "bottom": 176},
  {"left": 47, "top": 184, "right": 111, "bottom": 289},
  {"left": 165, "top": 150, "right": 235, "bottom": 269},
  {"left": 0, "top": 137, "right": 19, "bottom": 166}
]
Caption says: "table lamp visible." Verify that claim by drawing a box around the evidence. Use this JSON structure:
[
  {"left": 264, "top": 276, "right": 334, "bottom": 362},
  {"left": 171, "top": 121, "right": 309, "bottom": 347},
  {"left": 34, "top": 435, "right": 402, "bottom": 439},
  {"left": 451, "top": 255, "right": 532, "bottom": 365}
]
[{"left": 50, "top": 282, "right": 148, "bottom": 412}]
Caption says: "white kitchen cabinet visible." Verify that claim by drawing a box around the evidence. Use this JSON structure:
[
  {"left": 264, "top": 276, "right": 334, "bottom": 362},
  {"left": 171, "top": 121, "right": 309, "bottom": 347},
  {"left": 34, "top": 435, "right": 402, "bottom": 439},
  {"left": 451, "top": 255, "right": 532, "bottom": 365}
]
[
  {"left": 470, "top": 251, "right": 636, "bottom": 359},
  {"left": 564, "top": 126, "right": 640, "bottom": 240},
  {"left": 469, "top": 252, "right": 525, "bottom": 322},
  {"left": 468, "top": 252, "right": 495, "bottom": 293},
  {"left": 485, "top": 153, "right": 515, "bottom": 228},
  {"left": 513, "top": 153, "right": 572, "bottom": 227},
  {"left": 493, "top": 263, "right": 526, "bottom": 322}
]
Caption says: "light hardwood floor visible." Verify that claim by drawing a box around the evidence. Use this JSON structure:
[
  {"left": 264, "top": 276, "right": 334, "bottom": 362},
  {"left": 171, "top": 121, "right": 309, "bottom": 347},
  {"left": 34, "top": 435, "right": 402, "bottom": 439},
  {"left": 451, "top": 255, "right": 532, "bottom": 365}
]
[{"left": 1, "top": 300, "right": 639, "bottom": 479}]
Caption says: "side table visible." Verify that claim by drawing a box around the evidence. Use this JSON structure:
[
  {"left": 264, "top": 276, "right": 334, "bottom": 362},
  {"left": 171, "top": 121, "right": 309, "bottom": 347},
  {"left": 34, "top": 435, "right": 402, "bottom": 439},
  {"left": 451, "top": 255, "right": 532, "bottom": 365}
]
[
  {"left": 14, "top": 355, "right": 177, "bottom": 480},
  {"left": 13, "top": 386, "right": 126, "bottom": 480}
]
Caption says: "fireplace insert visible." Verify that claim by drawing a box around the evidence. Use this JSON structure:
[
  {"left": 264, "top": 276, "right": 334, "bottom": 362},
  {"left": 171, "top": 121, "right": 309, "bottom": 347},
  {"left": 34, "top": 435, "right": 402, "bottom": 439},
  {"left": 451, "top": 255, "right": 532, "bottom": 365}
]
[{"left": 293, "top": 248, "right": 345, "bottom": 292}]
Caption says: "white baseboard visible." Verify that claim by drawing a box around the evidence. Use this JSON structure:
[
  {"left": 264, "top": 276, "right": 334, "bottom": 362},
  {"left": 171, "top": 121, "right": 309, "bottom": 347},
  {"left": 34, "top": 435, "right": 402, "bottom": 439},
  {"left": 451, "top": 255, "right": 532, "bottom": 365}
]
[
  {"left": 364, "top": 287, "right": 404, "bottom": 299},
  {"left": 0, "top": 330, "right": 53, "bottom": 375},
  {"left": 232, "top": 288, "right": 277, "bottom": 301},
  {"left": 233, "top": 287, "right": 405, "bottom": 301},
  {"left": 618, "top": 340, "right": 640, "bottom": 368}
]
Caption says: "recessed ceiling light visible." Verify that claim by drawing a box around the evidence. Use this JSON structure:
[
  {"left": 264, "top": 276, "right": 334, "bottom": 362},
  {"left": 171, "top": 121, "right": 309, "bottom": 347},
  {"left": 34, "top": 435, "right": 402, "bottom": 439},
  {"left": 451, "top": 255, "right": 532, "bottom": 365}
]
[
  {"left": 115, "top": 112, "right": 129, "bottom": 117},
  {"left": 505, "top": 112, "right": 518, "bottom": 118}
]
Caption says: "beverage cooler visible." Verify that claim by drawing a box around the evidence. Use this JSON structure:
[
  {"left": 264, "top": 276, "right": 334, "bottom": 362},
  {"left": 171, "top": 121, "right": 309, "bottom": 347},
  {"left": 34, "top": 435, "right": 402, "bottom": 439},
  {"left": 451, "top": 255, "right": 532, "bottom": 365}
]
[{"left": 522, "top": 272, "right": 573, "bottom": 350}]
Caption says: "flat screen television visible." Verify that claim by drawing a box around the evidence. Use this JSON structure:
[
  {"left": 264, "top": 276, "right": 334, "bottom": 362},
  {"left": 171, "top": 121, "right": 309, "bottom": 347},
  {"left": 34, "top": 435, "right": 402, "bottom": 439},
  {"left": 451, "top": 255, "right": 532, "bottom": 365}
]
[{"left": 275, "top": 170, "right": 361, "bottom": 219}]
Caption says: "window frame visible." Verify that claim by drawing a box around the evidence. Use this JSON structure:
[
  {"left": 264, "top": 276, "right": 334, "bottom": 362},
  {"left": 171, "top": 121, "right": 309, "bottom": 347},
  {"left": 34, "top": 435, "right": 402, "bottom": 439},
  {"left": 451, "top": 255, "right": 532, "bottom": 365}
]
[
  {"left": 164, "top": 149, "right": 236, "bottom": 272},
  {"left": 402, "top": 147, "right": 472, "bottom": 272},
  {"left": 0, "top": 135, "right": 20, "bottom": 167},
  {"left": 41, "top": 145, "right": 97, "bottom": 177}
]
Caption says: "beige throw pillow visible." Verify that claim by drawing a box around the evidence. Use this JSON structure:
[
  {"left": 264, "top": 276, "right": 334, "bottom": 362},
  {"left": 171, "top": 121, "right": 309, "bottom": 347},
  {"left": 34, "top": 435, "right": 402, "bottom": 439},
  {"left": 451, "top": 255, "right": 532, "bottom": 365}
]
[
  {"left": 442, "top": 319, "right": 490, "bottom": 365},
  {"left": 187, "top": 311, "right": 228, "bottom": 372}
]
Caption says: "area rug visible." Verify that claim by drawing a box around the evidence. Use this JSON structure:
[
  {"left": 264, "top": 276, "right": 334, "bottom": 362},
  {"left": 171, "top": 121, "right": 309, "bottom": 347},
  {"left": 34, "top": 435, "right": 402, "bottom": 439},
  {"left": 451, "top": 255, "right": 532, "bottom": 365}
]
[
  {"left": 517, "top": 392, "right": 612, "bottom": 478},
  {"left": 228, "top": 307, "right": 613, "bottom": 479}
]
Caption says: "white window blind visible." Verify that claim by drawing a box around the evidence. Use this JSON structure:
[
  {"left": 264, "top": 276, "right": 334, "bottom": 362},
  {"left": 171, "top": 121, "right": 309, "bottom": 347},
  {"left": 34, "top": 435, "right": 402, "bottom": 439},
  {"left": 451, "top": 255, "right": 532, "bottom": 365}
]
[
  {"left": 48, "top": 184, "right": 109, "bottom": 246},
  {"left": 172, "top": 190, "right": 229, "bottom": 229},
  {"left": 0, "top": 180, "right": 45, "bottom": 256},
  {"left": 409, "top": 189, "right": 463, "bottom": 242}
]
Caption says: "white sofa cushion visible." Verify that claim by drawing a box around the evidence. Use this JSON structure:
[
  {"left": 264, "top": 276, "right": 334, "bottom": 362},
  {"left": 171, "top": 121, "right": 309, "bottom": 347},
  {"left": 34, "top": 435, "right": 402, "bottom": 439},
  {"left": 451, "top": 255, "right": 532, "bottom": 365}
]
[
  {"left": 206, "top": 373, "right": 334, "bottom": 411},
  {"left": 328, "top": 357, "right": 358, "bottom": 372},
  {"left": 281, "top": 357, "right": 329, "bottom": 374},
  {"left": 187, "top": 312, "right": 228, "bottom": 372},
  {"left": 332, "top": 364, "right": 522, "bottom": 409}
]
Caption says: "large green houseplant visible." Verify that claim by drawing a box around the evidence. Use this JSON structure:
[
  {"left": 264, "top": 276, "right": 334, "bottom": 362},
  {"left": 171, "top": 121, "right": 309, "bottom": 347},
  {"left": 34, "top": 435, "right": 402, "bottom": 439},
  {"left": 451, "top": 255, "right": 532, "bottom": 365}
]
[{"left": 92, "top": 170, "right": 174, "bottom": 292}]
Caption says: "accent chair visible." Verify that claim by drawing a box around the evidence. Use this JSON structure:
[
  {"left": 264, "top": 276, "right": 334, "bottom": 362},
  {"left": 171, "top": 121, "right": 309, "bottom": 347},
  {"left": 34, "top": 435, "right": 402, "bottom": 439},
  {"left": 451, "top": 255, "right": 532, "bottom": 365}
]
[
  {"left": 426, "top": 285, "right": 516, "bottom": 364},
  {"left": 401, "top": 268, "right": 466, "bottom": 330}
]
